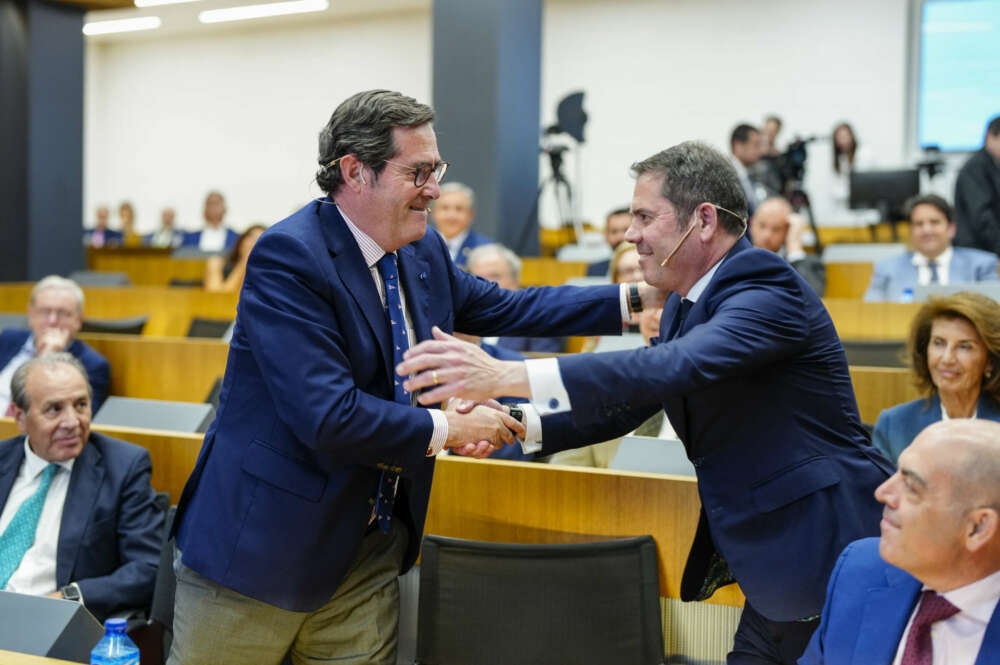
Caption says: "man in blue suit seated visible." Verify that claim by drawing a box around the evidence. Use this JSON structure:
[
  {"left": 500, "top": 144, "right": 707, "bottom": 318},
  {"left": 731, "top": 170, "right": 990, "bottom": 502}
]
[
  {"left": 586, "top": 207, "right": 632, "bottom": 277},
  {"left": 431, "top": 181, "right": 492, "bottom": 267},
  {"left": 800, "top": 418, "right": 1000, "bottom": 664},
  {"left": 180, "top": 191, "right": 240, "bottom": 252},
  {"left": 864, "top": 194, "right": 998, "bottom": 302},
  {"left": 466, "top": 243, "right": 565, "bottom": 354},
  {"left": 167, "top": 90, "right": 656, "bottom": 665},
  {"left": 0, "top": 276, "right": 110, "bottom": 416},
  {"left": 0, "top": 353, "right": 163, "bottom": 622},
  {"left": 400, "top": 141, "right": 894, "bottom": 664}
]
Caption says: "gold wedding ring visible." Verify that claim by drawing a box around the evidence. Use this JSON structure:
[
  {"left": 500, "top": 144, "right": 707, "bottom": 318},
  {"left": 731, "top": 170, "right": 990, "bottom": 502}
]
[{"left": 432, "top": 370, "right": 440, "bottom": 385}]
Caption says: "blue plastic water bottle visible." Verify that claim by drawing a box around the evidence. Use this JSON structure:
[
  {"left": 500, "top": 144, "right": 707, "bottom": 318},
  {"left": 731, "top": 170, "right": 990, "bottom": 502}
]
[
  {"left": 900, "top": 287, "right": 914, "bottom": 303},
  {"left": 90, "top": 617, "right": 140, "bottom": 665}
]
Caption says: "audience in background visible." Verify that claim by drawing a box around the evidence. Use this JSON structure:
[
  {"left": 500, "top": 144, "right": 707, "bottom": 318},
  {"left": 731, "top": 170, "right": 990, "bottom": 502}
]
[
  {"left": 83, "top": 206, "right": 121, "bottom": 248},
  {"left": 954, "top": 115, "right": 1000, "bottom": 255},
  {"left": 146, "top": 207, "right": 183, "bottom": 248},
  {"left": 729, "top": 123, "right": 765, "bottom": 216},
  {"left": 801, "top": 418, "right": 1000, "bottom": 665},
  {"left": 864, "top": 194, "right": 998, "bottom": 302},
  {"left": 182, "top": 190, "right": 239, "bottom": 252},
  {"left": 804, "top": 120, "right": 877, "bottom": 226},
  {"left": 117, "top": 201, "right": 142, "bottom": 247},
  {"left": 204, "top": 224, "right": 266, "bottom": 293},
  {"left": 762, "top": 115, "right": 783, "bottom": 157},
  {"left": 873, "top": 291, "right": 1000, "bottom": 464},
  {"left": 432, "top": 182, "right": 492, "bottom": 267},
  {"left": 467, "top": 243, "right": 564, "bottom": 353},
  {"left": 0, "top": 276, "right": 110, "bottom": 416},
  {"left": 0, "top": 353, "right": 162, "bottom": 622},
  {"left": 750, "top": 197, "right": 826, "bottom": 296},
  {"left": 586, "top": 206, "right": 631, "bottom": 277}
]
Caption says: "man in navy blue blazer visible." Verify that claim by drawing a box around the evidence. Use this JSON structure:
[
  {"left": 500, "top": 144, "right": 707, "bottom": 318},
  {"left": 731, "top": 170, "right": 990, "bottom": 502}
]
[
  {"left": 401, "top": 141, "right": 893, "bottom": 664},
  {"left": 864, "top": 194, "right": 998, "bottom": 302},
  {"left": 0, "top": 353, "right": 162, "bottom": 622},
  {"left": 180, "top": 191, "right": 239, "bottom": 252},
  {"left": 0, "top": 276, "right": 110, "bottom": 415},
  {"left": 430, "top": 181, "right": 493, "bottom": 267},
  {"left": 167, "top": 90, "right": 652, "bottom": 665},
  {"left": 800, "top": 419, "right": 1000, "bottom": 665}
]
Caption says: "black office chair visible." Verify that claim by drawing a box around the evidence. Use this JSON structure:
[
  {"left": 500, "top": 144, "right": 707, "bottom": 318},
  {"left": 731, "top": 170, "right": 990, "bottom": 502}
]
[
  {"left": 186, "top": 317, "right": 233, "bottom": 339},
  {"left": 841, "top": 339, "right": 907, "bottom": 367},
  {"left": 80, "top": 315, "right": 149, "bottom": 335},
  {"left": 416, "top": 535, "right": 664, "bottom": 665}
]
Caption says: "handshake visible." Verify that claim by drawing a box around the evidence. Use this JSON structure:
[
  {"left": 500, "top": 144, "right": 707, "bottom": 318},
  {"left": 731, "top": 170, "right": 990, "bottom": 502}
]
[{"left": 442, "top": 398, "right": 526, "bottom": 459}]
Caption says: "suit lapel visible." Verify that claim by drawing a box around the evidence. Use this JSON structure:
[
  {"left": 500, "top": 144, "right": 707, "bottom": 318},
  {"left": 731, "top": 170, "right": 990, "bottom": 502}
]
[
  {"left": 397, "top": 244, "right": 432, "bottom": 343},
  {"left": 657, "top": 296, "right": 687, "bottom": 442},
  {"left": 851, "top": 565, "right": 921, "bottom": 665},
  {"left": 56, "top": 438, "right": 104, "bottom": 586},
  {"left": 974, "top": 602, "right": 1000, "bottom": 665},
  {"left": 0, "top": 436, "right": 26, "bottom": 507}
]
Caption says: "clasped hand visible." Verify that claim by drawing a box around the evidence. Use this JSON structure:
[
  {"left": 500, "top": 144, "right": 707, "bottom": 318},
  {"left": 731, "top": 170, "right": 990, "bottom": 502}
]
[{"left": 444, "top": 399, "right": 525, "bottom": 459}]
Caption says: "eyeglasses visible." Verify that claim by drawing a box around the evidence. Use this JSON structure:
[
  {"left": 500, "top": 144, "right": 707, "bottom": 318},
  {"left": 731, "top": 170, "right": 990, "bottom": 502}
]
[
  {"left": 31, "top": 307, "right": 77, "bottom": 321},
  {"left": 383, "top": 159, "right": 449, "bottom": 188}
]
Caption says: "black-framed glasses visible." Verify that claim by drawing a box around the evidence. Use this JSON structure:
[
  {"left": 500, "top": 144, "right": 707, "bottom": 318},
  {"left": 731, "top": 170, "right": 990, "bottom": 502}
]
[{"left": 383, "top": 159, "right": 449, "bottom": 188}]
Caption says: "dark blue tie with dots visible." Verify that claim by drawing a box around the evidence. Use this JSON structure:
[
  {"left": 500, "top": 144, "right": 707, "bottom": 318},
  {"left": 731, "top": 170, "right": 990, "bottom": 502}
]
[{"left": 374, "top": 253, "right": 407, "bottom": 532}]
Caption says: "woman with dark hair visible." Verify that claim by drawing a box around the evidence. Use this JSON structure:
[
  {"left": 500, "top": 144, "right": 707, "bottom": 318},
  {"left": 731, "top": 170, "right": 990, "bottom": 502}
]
[
  {"left": 832, "top": 122, "right": 858, "bottom": 174},
  {"left": 804, "top": 120, "right": 876, "bottom": 225},
  {"left": 873, "top": 291, "right": 1000, "bottom": 463},
  {"left": 204, "top": 224, "right": 266, "bottom": 293}
]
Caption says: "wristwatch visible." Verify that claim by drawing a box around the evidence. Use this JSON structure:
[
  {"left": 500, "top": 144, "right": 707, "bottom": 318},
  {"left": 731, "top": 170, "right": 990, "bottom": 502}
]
[
  {"left": 60, "top": 583, "right": 82, "bottom": 603},
  {"left": 507, "top": 406, "right": 524, "bottom": 425}
]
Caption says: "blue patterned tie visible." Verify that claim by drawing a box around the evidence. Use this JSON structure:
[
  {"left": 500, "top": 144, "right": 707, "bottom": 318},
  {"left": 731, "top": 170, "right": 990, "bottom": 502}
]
[
  {"left": 374, "top": 253, "right": 408, "bottom": 532},
  {"left": 928, "top": 260, "right": 939, "bottom": 284},
  {"left": 0, "top": 463, "right": 59, "bottom": 589}
]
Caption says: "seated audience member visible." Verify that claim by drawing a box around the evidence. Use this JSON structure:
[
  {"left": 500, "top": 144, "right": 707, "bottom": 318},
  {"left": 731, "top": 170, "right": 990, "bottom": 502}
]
[
  {"left": 83, "top": 206, "right": 122, "bottom": 248},
  {"left": 467, "top": 243, "right": 564, "bottom": 353},
  {"left": 182, "top": 191, "right": 239, "bottom": 252},
  {"left": 762, "top": 115, "right": 783, "bottom": 157},
  {"left": 800, "top": 418, "right": 1000, "bottom": 665},
  {"left": 954, "top": 115, "right": 1000, "bottom": 254},
  {"left": 204, "top": 225, "right": 266, "bottom": 293},
  {"left": 0, "top": 277, "right": 110, "bottom": 415},
  {"left": 431, "top": 182, "right": 492, "bottom": 267},
  {"left": 145, "top": 207, "right": 183, "bottom": 248},
  {"left": 117, "top": 201, "right": 142, "bottom": 247},
  {"left": 750, "top": 197, "right": 826, "bottom": 296},
  {"left": 586, "top": 207, "right": 632, "bottom": 277},
  {"left": 873, "top": 291, "right": 1000, "bottom": 464},
  {"left": 804, "top": 121, "right": 877, "bottom": 226},
  {"left": 582, "top": 242, "right": 644, "bottom": 349},
  {"left": 864, "top": 194, "right": 998, "bottom": 302},
  {"left": 0, "top": 353, "right": 162, "bottom": 622},
  {"left": 730, "top": 123, "right": 765, "bottom": 216}
]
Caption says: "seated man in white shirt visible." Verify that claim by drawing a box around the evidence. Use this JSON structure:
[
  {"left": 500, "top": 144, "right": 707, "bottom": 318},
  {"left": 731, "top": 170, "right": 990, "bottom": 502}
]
[
  {"left": 181, "top": 190, "right": 239, "bottom": 252},
  {"left": 800, "top": 418, "right": 1000, "bottom": 664},
  {"left": 864, "top": 194, "right": 999, "bottom": 302},
  {"left": 0, "top": 353, "right": 162, "bottom": 621}
]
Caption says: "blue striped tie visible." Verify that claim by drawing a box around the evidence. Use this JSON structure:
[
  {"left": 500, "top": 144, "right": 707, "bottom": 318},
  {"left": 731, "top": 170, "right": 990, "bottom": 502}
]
[
  {"left": 374, "top": 253, "right": 408, "bottom": 532},
  {"left": 0, "top": 463, "right": 59, "bottom": 589}
]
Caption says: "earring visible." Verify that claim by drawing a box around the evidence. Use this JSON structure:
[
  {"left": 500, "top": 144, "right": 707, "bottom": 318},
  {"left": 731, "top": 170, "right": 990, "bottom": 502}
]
[{"left": 986, "top": 369, "right": 993, "bottom": 379}]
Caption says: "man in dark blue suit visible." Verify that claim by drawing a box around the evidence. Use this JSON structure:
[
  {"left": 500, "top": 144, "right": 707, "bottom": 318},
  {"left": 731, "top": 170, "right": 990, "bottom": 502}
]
[
  {"left": 800, "top": 419, "right": 1000, "bottom": 664},
  {"left": 401, "top": 141, "right": 893, "bottom": 664},
  {"left": 430, "top": 181, "right": 493, "bottom": 267},
  {"left": 0, "top": 353, "right": 162, "bottom": 622},
  {"left": 0, "top": 276, "right": 110, "bottom": 415},
  {"left": 167, "top": 90, "right": 652, "bottom": 665},
  {"left": 180, "top": 191, "right": 239, "bottom": 252}
]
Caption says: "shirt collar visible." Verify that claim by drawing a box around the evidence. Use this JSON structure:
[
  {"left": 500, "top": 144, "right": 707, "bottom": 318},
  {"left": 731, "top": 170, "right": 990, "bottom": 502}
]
[
  {"left": 338, "top": 205, "right": 389, "bottom": 268},
  {"left": 22, "top": 436, "right": 75, "bottom": 477},
  {"left": 685, "top": 258, "right": 725, "bottom": 303},
  {"left": 21, "top": 335, "right": 35, "bottom": 355},
  {"left": 912, "top": 246, "right": 952, "bottom": 267},
  {"left": 932, "top": 567, "right": 1000, "bottom": 625},
  {"left": 445, "top": 230, "right": 470, "bottom": 257}
]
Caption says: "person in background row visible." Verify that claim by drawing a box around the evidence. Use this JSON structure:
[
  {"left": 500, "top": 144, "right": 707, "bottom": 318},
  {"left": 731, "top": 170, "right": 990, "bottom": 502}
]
[
  {"left": 804, "top": 121, "right": 877, "bottom": 226},
  {"left": 750, "top": 197, "right": 826, "bottom": 296},
  {"left": 0, "top": 353, "right": 162, "bottom": 622},
  {"left": 800, "top": 418, "right": 1000, "bottom": 665},
  {"left": 83, "top": 206, "right": 122, "bottom": 248},
  {"left": 730, "top": 123, "right": 765, "bottom": 217},
  {"left": 117, "top": 201, "right": 142, "bottom": 247},
  {"left": 431, "top": 182, "right": 492, "bottom": 267},
  {"left": 586, "top": 207, "right": 632, "bottom": 277},
  {"left": 204, "top": 224, "right": 267, "bottom": 293},
  {"left": 0, "top": 276, "right": 110, "bottom": 416},
  {"left": 864, "top": 194, "right": 998, "bottom": 302},
  {"left": 873, "top": 291, "right": 1000, "bottom": 464},
  {"left": 762, "top": 115, "right": 783, "bottom": 157},
  {"left": 954, "top": 115, "right": 1000, "bottom": 256},
  {"left": 182, "top": 191, "right": 240, "bottom": 252},
  {"left": 146, "top": 207, "right": 184, "bottom": 248}
]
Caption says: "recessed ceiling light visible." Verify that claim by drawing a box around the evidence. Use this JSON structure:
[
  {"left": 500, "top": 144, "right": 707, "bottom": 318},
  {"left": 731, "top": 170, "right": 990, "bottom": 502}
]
[
  {"left": 83, "top": 16, "right": 162, "bottom": 35},
  {"left": 134, "top": 0, "right": 199, "bottom": 7},
  {"left": 198, "top": 0, "right": 328, "bottom": 23}
]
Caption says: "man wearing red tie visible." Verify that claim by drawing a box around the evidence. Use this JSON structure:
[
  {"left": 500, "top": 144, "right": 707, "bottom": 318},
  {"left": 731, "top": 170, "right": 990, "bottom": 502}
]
[{"left": 800, "top": 419, "right": 1000, "bottom": 664}]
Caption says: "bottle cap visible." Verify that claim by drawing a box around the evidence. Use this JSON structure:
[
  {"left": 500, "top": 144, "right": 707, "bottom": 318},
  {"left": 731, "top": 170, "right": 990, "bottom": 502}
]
[{"left": 105, "top": 617, "right": 127, "bottom": 632}]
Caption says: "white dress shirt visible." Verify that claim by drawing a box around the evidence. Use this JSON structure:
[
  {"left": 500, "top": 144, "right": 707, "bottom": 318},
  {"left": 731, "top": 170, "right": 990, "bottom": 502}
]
[
  {"left": 0, "top": 335, "right": 36, "bottom": 415},
  {"left": 891, "top": 569, "right": 1000, "bottom": 665},
  {"left": 913, "top": 247, "right": 954, "bottom": 286},
  {"left": 0, "top": 437, "right": 75, "bottom": 596},
  {"left": 198, "top": 225, "right": 229, "bottom": 252},
  {"left": 445, "top": 230, "right": 470, "bottom": 262}
]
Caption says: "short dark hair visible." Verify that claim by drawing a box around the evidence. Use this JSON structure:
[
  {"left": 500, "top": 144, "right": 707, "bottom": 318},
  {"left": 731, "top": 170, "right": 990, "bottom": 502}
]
[
  {"left": 315, "top": 90, "right": 435, "bottom": 196},
  {"left": 630, "top": 141, "right": 747, "bottom": 235},
  {"left": 908, "top": 292, "right": 1000, "bottom": 402},
  {"left": 730, "top": 123, "right": 759, "bottom": 149},
  {"left": 986, "top": 115, "right": 1000, "bottom": 138},
  {"left": 905, "top": 193, "right": 953, "bottom": 223}
]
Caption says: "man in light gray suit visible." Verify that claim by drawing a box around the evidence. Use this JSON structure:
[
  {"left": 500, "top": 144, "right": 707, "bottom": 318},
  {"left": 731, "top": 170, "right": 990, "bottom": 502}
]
[{"left": 864, "top": 194, "right": 999, "bottom": 302}]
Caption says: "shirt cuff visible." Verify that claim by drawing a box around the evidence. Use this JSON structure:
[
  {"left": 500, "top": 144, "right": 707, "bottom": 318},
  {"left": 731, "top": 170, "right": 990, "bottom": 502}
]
[
  {"left": 519, "top": 403, "right": 543, "bottom": 454},
  {"left": 525, "top": 357, "right": 572, "bottom": 415},
  {"left": 618, "top": 283, "right": 631, "bottom": 321},
  {"left": 428, "top": 409, "right": 448, "bottom": 456}
]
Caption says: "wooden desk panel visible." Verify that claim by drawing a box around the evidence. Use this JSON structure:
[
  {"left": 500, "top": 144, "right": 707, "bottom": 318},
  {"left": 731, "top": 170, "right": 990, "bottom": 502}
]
[
  {"left": 0, "top": 650, "right": 81, "bottom": 665},
  {"left": 825, "top": 263, "right": 874, "bottom": 299},
  {"left": 850, "top": 366, "right": 920, "bottom": 425},
  {"left": 520, "top": 258, "right": 589, "bottom": 286},
  {"left": 824, "top": 299, "right": 919, "bottom": 340},
  {"left": 77, "top": 333, "right": 229, "bottom": 403},
  {"left": 87, "top": 247, "right": 206, "bottom": 286}
]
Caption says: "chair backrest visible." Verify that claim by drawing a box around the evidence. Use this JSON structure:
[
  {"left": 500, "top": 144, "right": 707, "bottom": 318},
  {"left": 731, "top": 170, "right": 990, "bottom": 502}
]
[
  {"left": 841, "top": 339, "right": 907, "bottom": 367},
  {"left": 80, "top": 315, "right": 149, "bottom": 335},
  {"left": 68, "top": 270, "right": 131, "bottom": 286},
  {"left": 93, "top": 397, "right": 215, "bottom": 433},
  {"left": 186, "top": 317, "right": 233, "bottom": 339},
  {"left": 416, "top": 535, "right": 663, "bottom": 665}
]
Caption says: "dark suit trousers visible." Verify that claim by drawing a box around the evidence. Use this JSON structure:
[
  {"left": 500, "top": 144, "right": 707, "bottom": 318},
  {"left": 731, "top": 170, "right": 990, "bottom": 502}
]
[{"left": 729, "top": 601, "right": 820, "bottom": 665}]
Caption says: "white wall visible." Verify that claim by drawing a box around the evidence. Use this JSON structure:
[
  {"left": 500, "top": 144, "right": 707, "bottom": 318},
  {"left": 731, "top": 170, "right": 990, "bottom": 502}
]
[{"left": 84, "top": 0, "right": 913, "bottom": 233}]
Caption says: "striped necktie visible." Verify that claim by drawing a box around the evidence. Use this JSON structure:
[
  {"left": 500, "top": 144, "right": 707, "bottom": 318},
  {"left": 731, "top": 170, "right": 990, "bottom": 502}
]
[{"left": 0, "top": 463, "right": 59, "bottom": 589}]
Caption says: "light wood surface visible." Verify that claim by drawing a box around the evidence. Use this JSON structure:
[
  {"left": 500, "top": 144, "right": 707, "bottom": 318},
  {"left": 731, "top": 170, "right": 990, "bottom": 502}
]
[
  {"left": 850, "top": 366, "right": 920, "bottom": 424},
  {"left": 520, "top": 257, "right": 589, "bottom": 286},
  {"left": 814, "top": 222, "right": 909, "bottom": 246},
  {"left": 825, "top": 262, "right": 874, "bottom": 299},
  {"left": 78, "top": 333, "right": 228, "bottom": 403},
  {"left": 823, "top": 299, "right": 919, "bottom": 340},
  {"left": 87, "top": 247, "right": 207, "bottom": 286},
  {"left": 0, "top": 650, "right": 81, "bottom": 665},
  {"left": 425, "top": 455, "right": 744, "bottom": 606},
  {"left": 0, "top": 284, "right": 238, "bottom": 337}
]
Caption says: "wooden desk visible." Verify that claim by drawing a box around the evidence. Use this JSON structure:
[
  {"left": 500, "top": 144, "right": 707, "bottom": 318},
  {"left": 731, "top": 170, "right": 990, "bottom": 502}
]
[
  {"left": 78, "top": 333, "right": 228, "bottom": 403},
  {"left": 87, "top": 247, "right": 206, "bottom": 286},
  {"left": 0, "top": 650, "right": 80, "bottom": 665},
  {"left": 0, "top": 284, "right": 238, "bottom": 337},
  {"left": 520, "top": 258, "right": 589, "bottom": 286},
  {"left": 824, "top": 299, "right": 919, "bottom": 340},
  {"left": 849, "top": 366, "right": 919, "bottom": 424},
  {"left": 825, "top": 263, "right": 874, "bottom": 299}
]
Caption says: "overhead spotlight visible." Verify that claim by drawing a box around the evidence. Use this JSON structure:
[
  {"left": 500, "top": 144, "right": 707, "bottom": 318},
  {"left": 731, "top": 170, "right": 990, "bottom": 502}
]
[
  {"left": 198, "top": 0, "right": 328, "bottom": 23},
  {"left": 83, "top": 16, "right": 161, "bottom": 35},
  {"left": 134, "top": 0, "right": 199, "bottom": 7}
]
